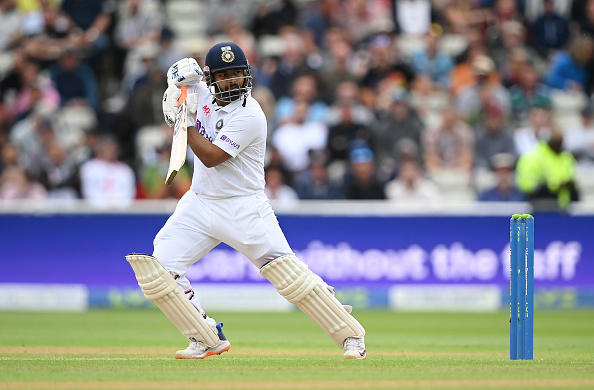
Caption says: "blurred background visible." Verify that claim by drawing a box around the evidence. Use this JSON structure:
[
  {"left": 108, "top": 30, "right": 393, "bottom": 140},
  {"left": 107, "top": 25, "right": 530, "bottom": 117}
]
[{"left": 0, "top": 0, "right": 593, "bottom": 313}]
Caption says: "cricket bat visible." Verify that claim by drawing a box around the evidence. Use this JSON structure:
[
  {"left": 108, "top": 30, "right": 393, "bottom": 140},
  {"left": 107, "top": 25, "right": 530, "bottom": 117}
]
[{"left": 165, "top": 86, "right": 188, "bottom": 185}]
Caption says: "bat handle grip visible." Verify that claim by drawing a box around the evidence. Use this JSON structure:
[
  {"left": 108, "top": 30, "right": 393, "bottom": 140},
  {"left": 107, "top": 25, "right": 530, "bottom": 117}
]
[{"left": 178, "top": 86, "right": 188, "bottom": 105}]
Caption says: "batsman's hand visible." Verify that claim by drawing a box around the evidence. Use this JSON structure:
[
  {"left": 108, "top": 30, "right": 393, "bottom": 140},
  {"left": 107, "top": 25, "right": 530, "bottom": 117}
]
[
  {"left": 167, "top": 57, "right": 203, "bottom": 87},
  {"left": 162, "top": 85, "right": 200, "bottom": 126}
]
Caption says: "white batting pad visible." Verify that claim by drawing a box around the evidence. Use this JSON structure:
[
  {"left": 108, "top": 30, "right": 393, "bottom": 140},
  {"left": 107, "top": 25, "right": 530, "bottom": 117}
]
[
  {"left": 260, "top": 256, "right": 365, "bottom": 347},
  {"left": 126, "top": 254, "right": 219, "bottom": 347}
]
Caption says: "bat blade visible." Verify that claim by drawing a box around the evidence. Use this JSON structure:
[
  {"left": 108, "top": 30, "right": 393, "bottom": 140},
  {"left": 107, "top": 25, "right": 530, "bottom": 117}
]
[{"left": 165, "top": 86, "right": 188, "bottom": 185}]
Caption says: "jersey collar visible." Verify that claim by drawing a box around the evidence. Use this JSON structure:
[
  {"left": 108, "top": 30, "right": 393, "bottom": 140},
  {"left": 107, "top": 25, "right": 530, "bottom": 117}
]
[{"left": 217, "top": 98, "right": 244, "bottom": 113}]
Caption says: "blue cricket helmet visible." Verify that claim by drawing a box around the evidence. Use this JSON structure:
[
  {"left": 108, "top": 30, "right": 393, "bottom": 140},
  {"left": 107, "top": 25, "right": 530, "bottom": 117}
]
[{"left": 204, "top": 42, "right": 253, "bottom": 104}]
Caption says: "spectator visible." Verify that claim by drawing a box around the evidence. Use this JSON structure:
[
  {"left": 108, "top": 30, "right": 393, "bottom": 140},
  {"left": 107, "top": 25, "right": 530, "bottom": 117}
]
[
  {"left": 264, "top": 166, "right": 299, "bottom": 207},
  {"left": 514, "top": 103, "right": 552, "bottom": 156},
  {"left": 204, "top": 0, "right": 255, "bottom": 38},
  {"left": 139, "top": 135, "right": 191, "bottom": 200},
  {"left": 456, "top": 54, "right": 511, "bottom": 126},
  {"left": 343, "top": 147, "right": 385, "bottom": 200},
  {"left": 59, "top": 0, "right": 114, "bottom": 61},
  {"left": 474, "top": 103, "right": 517, "bottom": 170},
  {"left": 251, "top": 0, "right": 298, "bottom": 39},
  {"left": 0, "top": 0, "right": 23, "bottom": 52},
  {"left": 450, "top": 43, "right": 495, "bottom": 97},
  {"left": 531, "top": 0, "right": 571, "bottom": 55},
  {"left": 294, "top": 151, "right": 343, "bottom": 200},
  {"left": 0, "top": 141, "right": 20, "bottom": 175},
  {"left": 275, "top": 73, "right": 328, "bottom": 125},
  {"left": 113, "top": 0, "right": 166, "bottom": 82},
  {"left": 488, "top": 20, "right": 543, "bottom": 87},
  {"left": 326, "top": 82, "right": 373, "bottom": 164},
  {"left": 393, "top": 0, "right": 437, "bottom": 37},
  {"left": 38, "top": 139, "right": 80, "bottom": 199},
  {"left": 267, "top": 30, "right": 311, "bottom": 99},
  {"left": 9, "top": 106, "right": 59, "bottom": 175},
  {"left": 0, "top": 165, "right": 48, "bottom": 200},
  {"left": 508, "top": 61, "right": 552, "bottom": 127},
  {"left": 272, "top": 99, "right": 328, "bottom": 179},
  {"left": 126, "top": 63, "right": 168, "bottom": 144},
  {"left": 478, "top": 152, "right": 525, "bottom": 202},
  {"left": 543, "top": 34, "right": 594, "bottom": 92},
  {"left": 12, "top": 60, "right": 60, "bottom": 121},
  {"left": 318, "top": 36, "right": 359, "bottom": 102},
  {"left": 563, "top": 105, "right": 594, "bottom": 168},
  {"left": 360, "top": 34, "right": 415, "bottom": 91},
  {"left": 48, "top": 48, "right": 100, "bottom": 110},
  {"left": 423, "top": 105, "right": 475, "bottom": 175},
  {"left": 516, "top": 128, "right": 580, "bottom": 209},
  {"left": 371, "top": 87, "right": 425, "bottom": 178},
  {"left": 384, "top": 159, "right": 441, "bottom": 203},
  {"left": 342, "top": 0, "right": 394, "bottom": 43},
  {"left": 79, "top": 135, "right": 136, "bottom": 209},
  {"left": 409, "top": 31, "right": 454, "bottom": 91}
]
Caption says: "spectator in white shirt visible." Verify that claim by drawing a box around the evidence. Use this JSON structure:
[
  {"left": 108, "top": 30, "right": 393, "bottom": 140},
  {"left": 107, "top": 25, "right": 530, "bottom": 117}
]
[{"left": 79, "top": 135, "right": 136, "bottom": 209}]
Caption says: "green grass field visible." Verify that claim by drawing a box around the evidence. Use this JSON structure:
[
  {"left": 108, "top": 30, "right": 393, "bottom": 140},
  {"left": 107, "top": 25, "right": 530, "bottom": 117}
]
[{"left": 1, "top": 309, "right": 593, "bottom": 390}]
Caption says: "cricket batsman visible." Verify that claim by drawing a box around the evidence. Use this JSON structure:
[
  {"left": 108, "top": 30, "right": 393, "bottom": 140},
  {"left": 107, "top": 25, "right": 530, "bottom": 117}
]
[{"left": 126, "top": 41, "right": 366, "bottom": 359}]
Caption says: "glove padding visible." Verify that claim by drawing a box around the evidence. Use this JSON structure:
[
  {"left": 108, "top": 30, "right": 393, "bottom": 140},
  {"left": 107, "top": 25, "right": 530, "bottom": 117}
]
[
  {"left": 167, "top": 58, "right": 203, "bottom": 87},
  {"left": 162, "top": 84, "right": 201, "bottom": 127}
]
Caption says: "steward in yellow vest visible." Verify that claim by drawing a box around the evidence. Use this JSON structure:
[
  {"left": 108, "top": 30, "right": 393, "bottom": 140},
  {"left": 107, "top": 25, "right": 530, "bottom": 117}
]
[{"left": 516, "top": 131, "right": 579, "bottom": 209}]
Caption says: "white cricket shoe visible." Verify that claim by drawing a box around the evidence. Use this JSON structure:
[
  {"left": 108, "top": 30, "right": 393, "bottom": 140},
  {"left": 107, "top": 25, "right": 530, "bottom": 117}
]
[
  {"left": 343, "top": 337, "right": 366, "bottom": 360},
  {"left": 175, "top": 323, "right": 231, "bottom": 359}
]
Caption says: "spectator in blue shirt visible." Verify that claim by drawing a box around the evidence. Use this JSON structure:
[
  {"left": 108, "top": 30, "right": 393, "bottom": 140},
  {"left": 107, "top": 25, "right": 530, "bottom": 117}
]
[
  {"left": 544, "top": 35, "right": 594, "bottom": 92},
  {"left": 410, "top": 31, "right": 454, "bottom": 91},
  {"left": 49, "top": 49, "right": 100, "bottom": 111}
]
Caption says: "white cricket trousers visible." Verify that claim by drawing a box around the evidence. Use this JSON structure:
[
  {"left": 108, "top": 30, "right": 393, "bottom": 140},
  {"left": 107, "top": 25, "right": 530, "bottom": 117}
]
[{"left": 153, "top": 190, "right": 294, "bottom": 321}]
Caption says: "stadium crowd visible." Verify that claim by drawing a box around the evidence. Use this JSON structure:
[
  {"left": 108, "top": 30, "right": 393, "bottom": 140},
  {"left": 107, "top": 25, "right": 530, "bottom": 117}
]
[{"left": 1, "top": 0, "right": 594, "bottom": 211}]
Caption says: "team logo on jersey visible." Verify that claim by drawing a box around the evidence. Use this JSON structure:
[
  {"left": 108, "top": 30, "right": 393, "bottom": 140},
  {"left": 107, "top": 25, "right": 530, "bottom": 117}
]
[
  {"left": 221, "top": 46, "right": 235, "bottom": 63},
  {"left": 215, "top": 119, "right": 224, "bottom": 131}
]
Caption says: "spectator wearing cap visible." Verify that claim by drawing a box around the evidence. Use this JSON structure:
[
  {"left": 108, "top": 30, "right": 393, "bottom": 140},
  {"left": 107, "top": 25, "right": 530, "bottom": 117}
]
[
  {"left": 456, "top": 53, "right": 511, "bottom": 126},
  {"left": 343, "top": 147, "right": 386, "bottom": 200},
  {"left": 474, "top": 103, "right": 517, "bottom": 170},
  {"left": 477, "top": 153, "right": 525, "bottom": 202},
  {"left": 450, "top": 45, "right": 500, "bottom": 97}
]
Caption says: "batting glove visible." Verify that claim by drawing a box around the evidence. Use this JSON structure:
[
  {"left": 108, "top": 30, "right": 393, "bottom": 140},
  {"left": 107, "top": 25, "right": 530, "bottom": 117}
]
[
  {"left": 162, "top": 85, "right": 200, "bottom": 127},
  {"left": 166, "top": 57, "right": 203, "bottom": 87}
]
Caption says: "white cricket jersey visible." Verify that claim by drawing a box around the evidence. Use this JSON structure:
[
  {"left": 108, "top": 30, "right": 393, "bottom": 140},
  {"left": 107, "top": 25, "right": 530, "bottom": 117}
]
[{"left": 190, "top": 82, "right": 267, "bottom": 198}]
